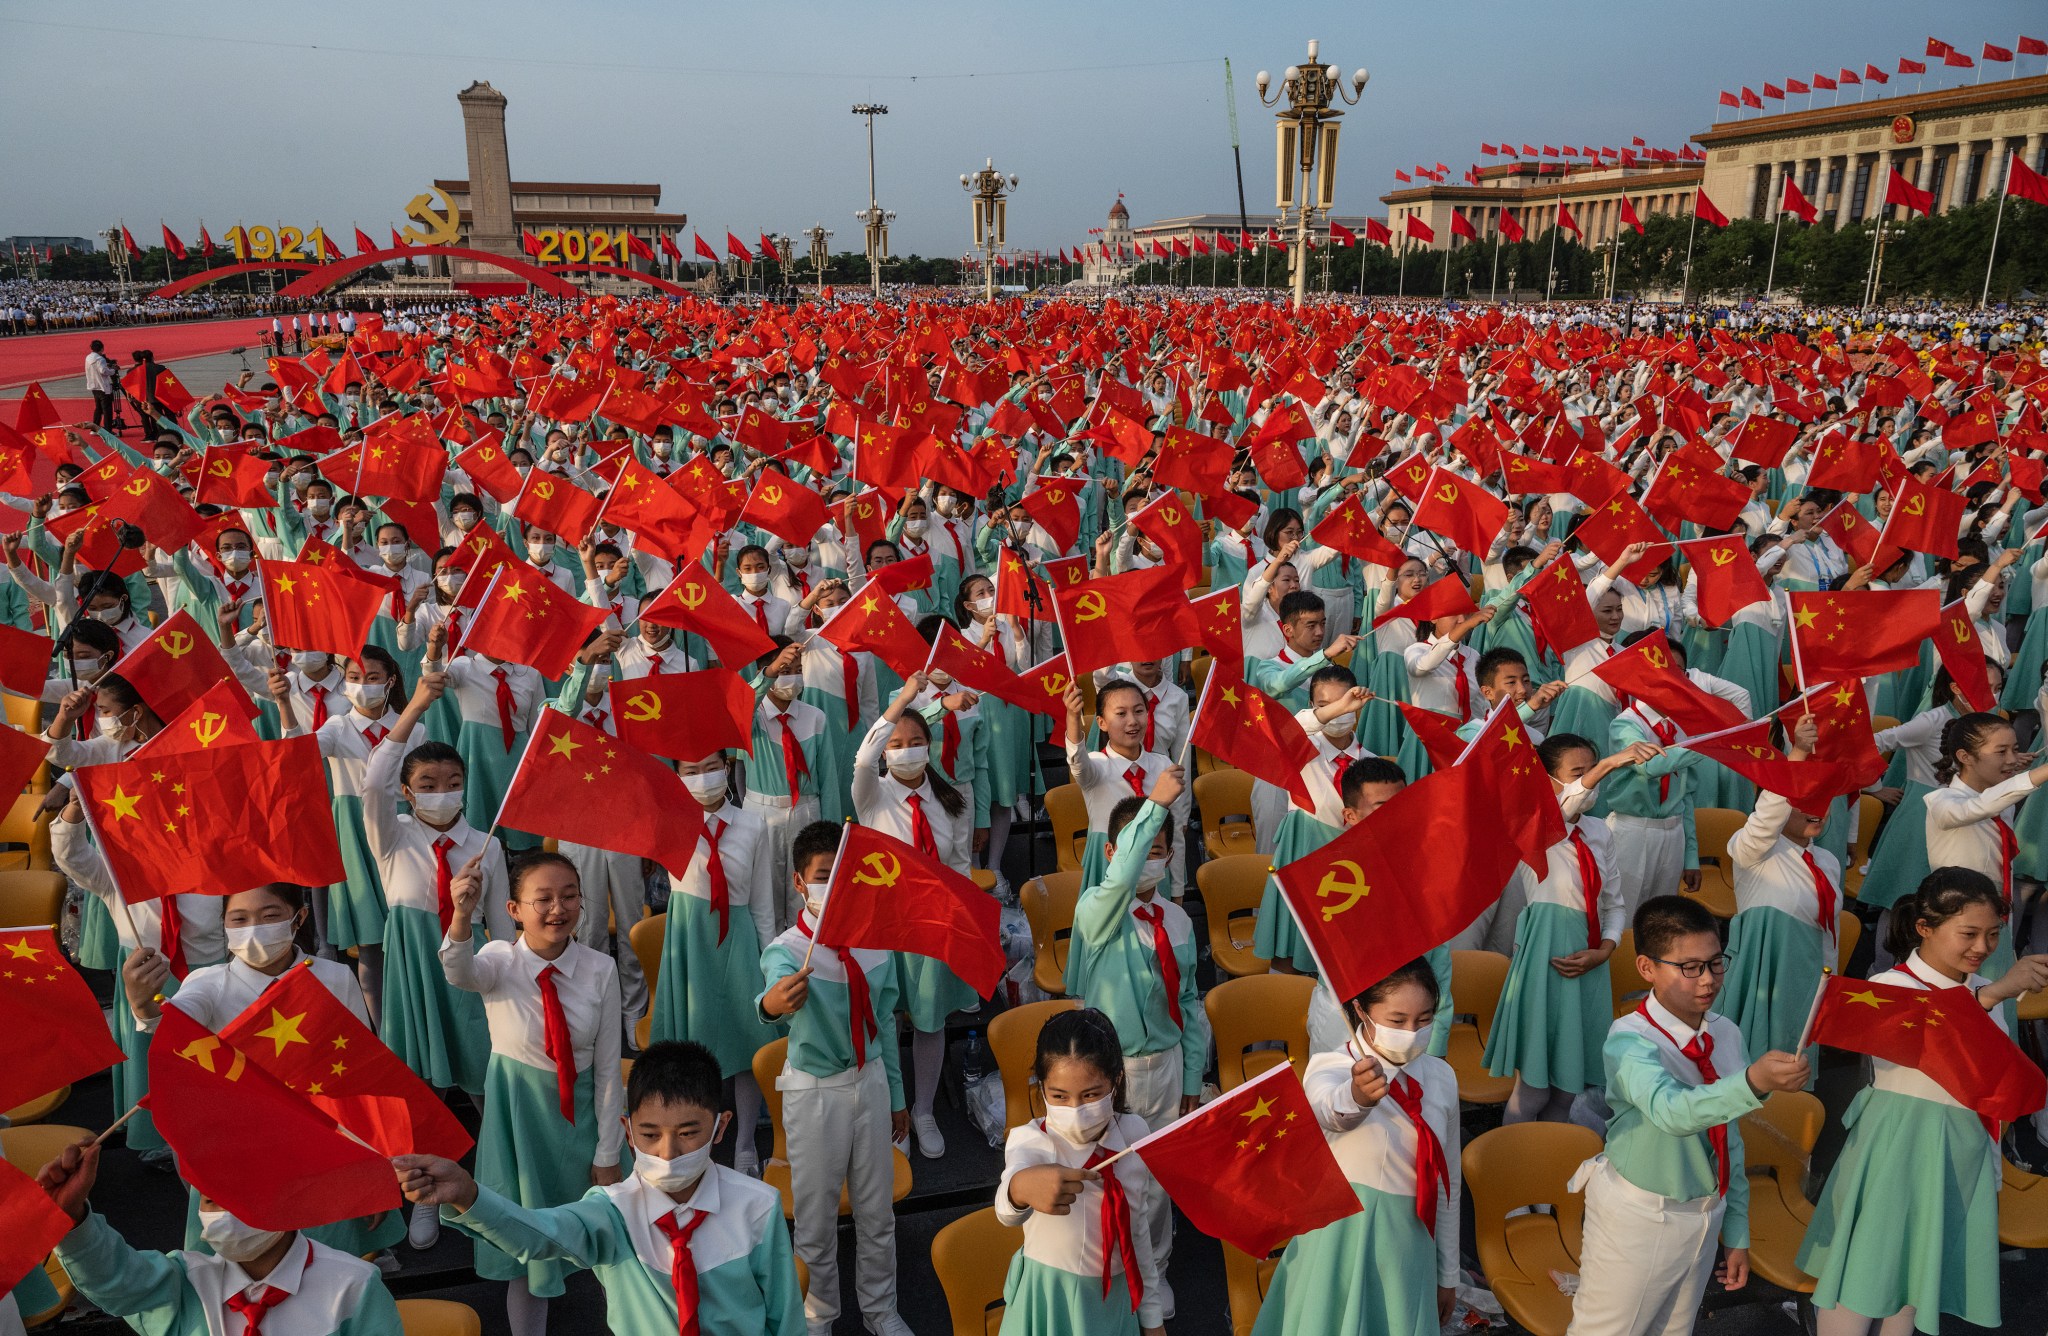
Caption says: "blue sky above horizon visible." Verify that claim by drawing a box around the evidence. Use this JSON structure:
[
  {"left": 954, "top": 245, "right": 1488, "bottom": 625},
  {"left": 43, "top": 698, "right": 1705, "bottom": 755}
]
[{"left": 2, "top": 1, "right": 2040, "bottom": 257}]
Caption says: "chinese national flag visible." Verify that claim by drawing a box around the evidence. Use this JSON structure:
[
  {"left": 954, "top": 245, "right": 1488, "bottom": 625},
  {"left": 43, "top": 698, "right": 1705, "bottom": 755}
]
[
  {"left": 259, "top": 559, "right": 387, "bottom": 658},
  {"left": 496, "top": 709, "right": 706, "bottom": 875},
  {"left": 1153, "top": 427, "right": 1231, "bottom": 497},
  {"left": 1127, "top": 492, "right": 1205, "bottom": 586},
  {"left": 1790, "top": 589, "right": 1940, "bottom": 681},
  {"left": 1019, "top": 480, "right": 1085, "bottom": 553},
  {"left": 1498, "top": 209, "right": 1526, "bottom": 243},
  {"left": 816, "top": 823, "right": 1003, "bottom": 997},
  {"left": 1396, "top": 700, "right": 1470, "bottom": 770},
  {"left": 1805, "top": 432, "right": 1882, "bottom": 494},
  {"left": 148, "top": 1007, "right": 399, "bottom": 1230},
  {"left": 1573, "top": 494, "right": 1669, "bottom": 583},
  {"left": 219, "top": 961, "right": 473, "bottom": 1162},
  {"left": 1730, "top": 414, "right": 1800, "bottom": 468},
  {"left": 1687, "top": 535, "right": 1769, "bottom": 627},
  {"left": 741, "top": 469, "right": 830, "bottom": 547},
  {"left": 346, "top": 420, "right": 449, "bottom": 503},
  {"left": 1520, "top": 555, "right": 1602, "bottom": 656},
  {"left": 75, "top": 737, "right": 344, "bottom": 903},
  {"left": 1129, "top": 1062, "right": 1362, "bottom": 1259},
  {"left": 1411, "top": 469, "right": 1509, "bottom": 554},
  {"left": 1193, "top": 586, "right": 1244, "bottom": 672},
  {"left": 1933, "top": 601, "right": 1996, "bottom": 712},
  {"left": 1461, "top": 700, "right": 1564, "bottom": 874},
  {"left": 454, "top": 439, "right": 525, "bottom": 504},
  {"left": 609, "top": 667, "right": 754, "bottom": 762},
  {"left": 817, "top": 587, "right": 931, "bottom": 679},
  {"left": 1275, "top": 756, "right": 1520, "bottom": 1001},
  {"left": 1370, "top": 574, "right": 1478, "bottom": 630},
  {"left": 0, "top": 927, "right": 126, "bottom": 1113},
  {"left": 1054, "top": 566, "right": 1202, "bottom": 676},
  {"left": 992, "top": 547, "right": 1054, "bottom": 623},
  {"left": 1312, "top": 494, "right": 1409, "bottom": 567},
  {"left": 0, "top": 1155, "right": 71, "bottom": 1298},
  {"left": 606, "top": 461, "right": 708, "bottom": 566},
  {"left": 512, "top": 470, "right": 603, "bottom": 544},
  {"left": 1793, "top": 679, "right": 1888, "bottom": 791},
  {"left": 1873, "top": 474, "right": 1964, "bottom": 571},
  {"left": 1592, "top": 631, "right": 1746, "bottom": 735},
  {"left": 1809, "top": 976, "right": 2046, "bottom": 1122},
  {"left": 461, "top": 561, "right": 607, "bottom": 680},
  {"left": 0, "top": 622, "right": 51, "bottom": 699},
  {"left": 1644, "top": 445, "right": 1750, "bottom": 533},
  {"left": 1189, "top": 674, "right": 1318, "bottom": 811},
  {"left": 641, "top": 565, "right": 777, "bottom": 666},
  {"left": 110, "top": 609, "right": 258, "bottom": 724},
  {"left": 195, "top": 445, "right": 275, "bottom": 508},
  {"left": 925, "top": 622, "right": 1043, "bottom": 716}
]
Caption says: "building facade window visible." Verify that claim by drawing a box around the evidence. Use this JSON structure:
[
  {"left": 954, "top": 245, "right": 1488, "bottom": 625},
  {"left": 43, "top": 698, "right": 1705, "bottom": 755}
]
[{"left": 1849, "top": 163, "right": 1871, "bottom": 221}]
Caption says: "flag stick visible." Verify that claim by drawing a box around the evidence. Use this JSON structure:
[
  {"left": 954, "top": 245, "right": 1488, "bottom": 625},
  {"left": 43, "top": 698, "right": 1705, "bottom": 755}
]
[
  {"left": 483, "top": 704, "right": 552, "bottom": 845},
  {"left": 91, "top": 1103, "right": 145, "bottom": 1147},
  {"left": 1982, "top": 155, "right": 2012, "bottom": 308},
  {"left": 1764, "top": 205, "right": 1784, "bottom": 296},
  {"left": 800, "top": 821, "right": 856, "bottom": 971},
  {"left": 1678, "top": 211, "right": 1699, "bottom": 305},
  {"left": 1089, "top": 1052, "right": 1294, "bottom": 1170},
  {"left": 1794, "top": 967, "right": 1833, "bottom": 1053},
  {"left": 1180, "top": 666, "right": 1216, "bottom": 767}
]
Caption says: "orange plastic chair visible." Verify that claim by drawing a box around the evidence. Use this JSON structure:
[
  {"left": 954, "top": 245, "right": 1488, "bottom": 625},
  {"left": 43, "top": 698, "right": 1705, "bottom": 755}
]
[
  {"left": 1607, "top": 929, "right": 1652, "bottom": 1019},
  {"left": 396, "top": 1299, "right": 484, "bottom": 1336},
  {"left": 1741, "top": 1090, "right": 1822, "bottom": 1292},
  {"left": 988, "top": 999, "right": 1079, "bottom": 1131},
  {"left": 1447, "top": 950, "right": 1515, "bottom": 1105},
  {"left": 1461, "top": 1122, "right": 1602, "bottom": 1336},
  {"left": 1222, "top": 1239, "right": 1289, "bottom": 1336},
  {"left": 1194, "top": 854, "right": 1272, "bottom": 978},
  {"left": 628, "top": 912, "right": 665, "bottom": 1048},
  {"left": 0, "top": 870, "right": 67, "bottom": 930},
  {"left": 1205, "top": 973, "right": 1313, "bottom": 1090},
  {"left": 932, "top": 1207, "right": 1023, "bottom": 1336},
  {"left": 1194, "top": 768, "right": 1258, "bottom": 859},
  {"left": 1018, "top": 871, "right": 1082, "bottom": 996},
  {"left": 1043, "top": 784, "right": 1089, "bottom": 872}
]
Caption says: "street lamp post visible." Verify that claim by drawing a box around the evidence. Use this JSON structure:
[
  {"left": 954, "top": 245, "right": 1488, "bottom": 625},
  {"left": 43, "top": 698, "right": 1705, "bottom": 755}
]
[
  {"left": 961, "top": 158, "right": 1019, "bottom": 303},
  {"left": 851, "top": 104, "right": 893, "bottom": 298},
  {"left": 1257, "top": 40, "right": 1368, "bottom": 311},
  {"left": 803, "top": 224, "right": 833, "bottom": 295}
]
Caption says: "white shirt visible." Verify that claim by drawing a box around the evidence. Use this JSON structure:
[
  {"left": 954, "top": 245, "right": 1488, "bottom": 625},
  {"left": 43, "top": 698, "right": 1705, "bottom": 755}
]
[
  {"left": 1872, "top": 705, "right": 1954, "bottom": 790},
  {"left": 51, "top": 818, "right": 225, "bottom": 969},
  {"left": 1729, "top": 789, "right": 1841, "bottom": 951},
  {"left": 1924, "top": 771, "right": 2037, "bottom": 891},
  {"left": 1529, "top": 794, "right": 1624, "bottom": 944},
  {"left": 994, "top": 1114, "right": 1167, "bottom": 1328},
  {"left": 157, "top": 951, "right": 369, "bottom": 1036},
  {"left": 363, "top": 736, "right": 511, "bottom": 939},
  {"left": 670, "top": 800, "right": 776, "bottom": 949},
  {"left": 174, "top": 1233, "right": 385, "bottom": 1336},
  {"left": 591, "top": 1164, "right": 785, "bottom": 1283},
  {"left": 851, "top": 718, "right": 973, "bottom": 873},
  {"left": 437, "top": 653, "right": 544, "bottom": 736},
  {"left": 1304, "top": 1045, "right": 1462, "bottom": 1286},
  {"left": 1403, "top": 635, "right": 1478, "bottom": 719}
]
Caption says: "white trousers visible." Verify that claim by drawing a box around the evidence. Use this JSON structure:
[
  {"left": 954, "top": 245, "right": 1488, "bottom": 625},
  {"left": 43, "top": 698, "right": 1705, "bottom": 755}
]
[
  {"left": 743, "top": 794, "right": 820, "bottom": 934},
  {"left": 1566, "top": 1156, "right": 1724, "bottom": 1336},
  {"left": 564, "top": 841, "right": 648, "bottom": 1019},
  {"left": 782, "top": 1059, "right": 897, "bottom": 1326},
  {"left": 1604, "top": 813, "right": 1685, "bottom": 922},
  {"left": 1122, "top": 1047, "right": 1181, "bottom": 1318}
]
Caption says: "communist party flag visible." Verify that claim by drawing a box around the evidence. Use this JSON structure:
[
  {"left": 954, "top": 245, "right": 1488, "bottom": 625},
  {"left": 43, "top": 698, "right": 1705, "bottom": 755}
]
[
  {"left": 815, "top": 823, "right": 1004, "bottom": 997},
  {"left": 462, "top": 560, "right": 607, "bottom": 680},
  {"left": 740, "top": 469, "right": 830, "bottom": 547},
  {"left": 1872, "top": 473, "right": 1964, "bottom": 572},
  {"left": 1193, "top": 586, "right": 1245, "bottom": 672},
  {"left": 641, "top": 564, "right": 776, "bottom": 666},
  {"left": 609, "top": 667, "right": 755, "bottom": 761},
  {"left": 131, "top": 680, "right": 262, "bottom": 759},
  {"left": 195, "top": 445, "right": 275, "bottom": 508},
  {"left": 1819, "top": 502, "right": 1878, "bottom": 570},
  {"left": 512, "top": 469, "right": 603, "bottom": 544},
  {"left": 1189, "top": 673, "right": 1318, "bottom": 810},
  {"left": 1275, "top": 757, "right": 1520, "bottom": 1001},
  {"left": 76, "top": 736, "right": 344, "bottom": 902},
  {"left": 1411, "top": 469, "right": 1509, "bottom": 554},
  {"left": 455, "top": 438, "right": 525, "bottom": 504},
  {"left": 1686, "top": 534, "right": 1769, "bottom": 627},
  {"left": 1128, "top": 1061, "right": 1362, "bottom": 1259},
  {"left": 1678, "top": 718, "right": 1856, "bottom": 816},
  {"left": 219, "top": 961, "right": 473, "bottom": 1162},
  {"left": 1789, "top": 589, "right": 1940, "bottom": 681},
  {"left": 1519, "top": 555, "right": 1601, "bottom": 657},
  {"left": 1461, "top": 700, "right": 1563, "bottom": 875},
  {"left": 1311, "top": 494, "right": 1408, "bottom": 567},
  {"left": 97, "top": 461, "right": 204, "bottom": 552},
  {"left": 1370, "top": 574, "right": 1478, "bottom": 630},
  {"left": 1127, "top": 491, "right": 1204, "bottom": 586},
  {"left": 0, "top": 927, "right": 126, "bottom": 1113},
  {"left": 1593, "top": 631, "right": 1746, "bottom": 734},
  {"left": 1809, "top": 976, "right": 2046, "bottom": 1122},
  {"left": 1019, "top": 479, "right": 1085, "bottom": 553},
  {"left": 1054, "top": 565, "right": 1202, "bottom": 676},
  {"left": 258, "top": 558, "right": 387, "bottom": 658},
  {"left": 109, "top": 609, "right": 258, "bottom": 723},
  {"left": 0, "top": 1154, "right": 72, "bottom": 1297},
  {"left": 1933, "top": 600, "right": 1997, "bottom": 712},
  {"left": 149, "top": 1007, "right": 398, "bottom": 1230},
  {"left": 495, "top": 709, "right": 705, "bottom": 876},
  {"left": 817, "top": 585, "right": 931, "bottom": 678}
]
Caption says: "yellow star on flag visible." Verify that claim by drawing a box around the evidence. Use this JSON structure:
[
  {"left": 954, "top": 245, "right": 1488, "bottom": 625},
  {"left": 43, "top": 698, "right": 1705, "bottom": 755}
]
[
  {"left": 276, "top": 574, "right": 297, "bottom": 595},
  {"left": 3, "top": 937, "right": 42, "bottom": 961},
  {"left": 1239, "top": 1095, "right": 1275, "bottom": 1124},
  {"left": 549, "top": 732, "right": 583, "bottom": 759},
  {"left": 253, "top": 1008, "right": 311, "bottom": 1057},
  {"left": 101, "top": 786, "right": 142, "bottom": 821},
  {"left": 1842, "top": 988, "right": 1889, "bottom": 1008}
]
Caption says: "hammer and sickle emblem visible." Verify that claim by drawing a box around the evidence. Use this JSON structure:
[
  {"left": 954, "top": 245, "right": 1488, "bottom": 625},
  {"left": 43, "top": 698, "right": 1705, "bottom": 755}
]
[
  {"left": 851, "top": 852, "right": 901, "bottom": 888},
  {"left": 675, "top": 582, "right": 708, "bottom": 611},
  {"left": 1951, "top": 618, "right": 1971, "bottom": 644},
  {"left": 1643, "top": 646, "right": 1668, "bottom": 670},
  {"left": 124, "top": 477, "right": 151, "bottom": 497},
  {"left": 399, "top": 186, "right": 462, "bottom": 245},
  {"left": 1710, "top": 547, "right": 1735, "bottom": 567},
  {"left": 208, "top": 459, "right": 232, "bottom": 478},
  {"left": 1434, "top": 484, "right": 1458, "bottom": 504},
  {"left": 1406, "top": 466, "right": 1425, "bottom": 484},
  {"left": 1314, "top": 860, "right": 1372, "bottom": 921},
  {"left": 478, "top": 446, "right": 499, "bottom": 461},
  {"left": 177, "top": 1035, "right": 247, "bottom": 1081},
  {"left": 533, "top": 480, "right": 556, "bottom": 501},
  {"left": 1160, "top": 506, "right": 1181, "bottom": 526},
  {"left": 188, "top": 712, "right": 227, "bottom": 748},
  {"left": 853, "top": 502, "right": 873, "bottom": 519},
  {"left": 1042, "top": 672, "right": 1069, "bottom": 696},
  {"left": 624, "top": 691, "right": 662, "bottom": 723},
  {"left": 156, "top": 631, "right": 194, "bottom": 659},
  {"left": 762, "top": 485, "right": 784, "bottom": 506},
  {"left": 1902, "top": 496, "right": 1925, "bottom": 517},
  {"left": 1073, "top": 592, "right": 1109, "bottom": 622}
]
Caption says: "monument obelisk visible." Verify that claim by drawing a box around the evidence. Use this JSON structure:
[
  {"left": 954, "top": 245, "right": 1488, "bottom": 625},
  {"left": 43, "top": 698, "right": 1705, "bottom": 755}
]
[{"left": 458, "top": 81, "right": 516, "bottom": 261}]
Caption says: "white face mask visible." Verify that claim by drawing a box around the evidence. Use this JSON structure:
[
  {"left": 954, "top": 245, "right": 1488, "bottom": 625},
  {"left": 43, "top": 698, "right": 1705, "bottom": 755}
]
[
  {"left": 437, "top": 572, "right": 464, "bottom": 595},
  {"left": 1360, "top": 1020, "right": 1428, "bottom": 1067},
  {"left": 802, "top": 880, "right": 830, "bottom": 920},
  {"left": 771, "top": 673, "right": 804, "bottom": 698},
  {"left": 292, "top": 651, "right": 330, "bottom": 673},
  {"left": 98, "top": 711, "right": 131, "bottom": 740},
  {"left": 739, "top": 570, "right": 770, "bottom": 594},
  {"left": 969, "top": 596, "right": 995, "bottom": 617},
  {"left": 1044, "top": 1094, "right": 1115, "bottom": 1147},
  {"left": 903, "top": 519, "right": 927, "bottom": 538},
  {"left": 408, "top": 788, "right": 465, "bottom": 823},
  {"left": 886, "top": 745, "right": 929, "bottom": 779},
  {"left": 378, "top": 542, "right": 407, "bottom": 565},
  {"left": 680, "top": 770, "right": 726, "bottom": 802},
  {"left": 784, "top": 548, "right": 810, "bottom": 569},
  {"left": 1321, "top": 717, "right": 1356, "bottom": 744},
  {"left": 197, "top": 1209, "right": 287, "bottom": 1262},
  {"left": 1136, "top": 858, "right": 1169, "bottom": 891},
  {"left": 634, "top": 1142, "right": 714, "bottom": 1195},
  {"left": 342, "top": 681, "right": 387, "bottom": 712},
  {"left": 220, "top": 549, "right": 252, "bottom": 573},
  {"left": 527, "top": 541, "right": 553, "bottom": 562},
  {"left": 587, "top": 664, "right": 613, "bottom": 687},
  {"left": 308, "top": 499, "right": 333, "bottom": 517},
  {"left": 453, "top": 512, "right": 480, "bottom": 531},
  {"left": 90, "top": 606, "right": 125, "bottom": 624},
  {"left": 226, "top": 919, "right": 297, "bottom": 969}
]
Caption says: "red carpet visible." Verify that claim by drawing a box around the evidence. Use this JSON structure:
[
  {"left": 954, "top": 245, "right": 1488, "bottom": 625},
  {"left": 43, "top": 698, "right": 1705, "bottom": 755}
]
[{"left": 0, "top": 317, "right": 276, "bottom": 390}]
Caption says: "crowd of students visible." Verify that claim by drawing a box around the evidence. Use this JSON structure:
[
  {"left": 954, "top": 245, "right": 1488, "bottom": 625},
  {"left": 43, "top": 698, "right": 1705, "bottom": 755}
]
[{"left": 6, "top": 290, "right": 2048, "bottom": 1336}]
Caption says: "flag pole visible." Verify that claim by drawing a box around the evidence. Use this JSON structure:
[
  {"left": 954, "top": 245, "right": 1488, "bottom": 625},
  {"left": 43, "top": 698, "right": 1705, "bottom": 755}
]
[
  {"left": 1764, "top": 203, "right": 1785, "bottom": 296},
  {"left": 800, "top": 821, "right": 855, "bottom": 971},
  {"left": 484, "top": 704, "right": 555, "bottom": 847},
  {"left": 1794, "top": 967, "right": 1834, "bottom": 1053},
  {"left": 92, "top": 1103, "right": 146, "bottom": 1147},
  {"left": 1679, "top": 211, "right": 1698, "bottom": 305},
  {"left": 1180, "top": 666, "right": 1215, "bottom": 766},
  {"left": 1982, "top": 154, "right": 2012, "bottom": 308}
]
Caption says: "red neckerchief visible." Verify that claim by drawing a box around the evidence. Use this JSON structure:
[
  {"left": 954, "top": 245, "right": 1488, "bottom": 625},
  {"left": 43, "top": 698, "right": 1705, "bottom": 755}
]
[{"left": 1632, "top": 1002, "right": 1728, "bottom": 1195}]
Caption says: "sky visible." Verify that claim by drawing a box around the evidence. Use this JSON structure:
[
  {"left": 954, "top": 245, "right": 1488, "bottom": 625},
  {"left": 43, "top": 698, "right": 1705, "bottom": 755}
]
[{"left": 2, "top": 0, "right": 2041, "bottom": 258}]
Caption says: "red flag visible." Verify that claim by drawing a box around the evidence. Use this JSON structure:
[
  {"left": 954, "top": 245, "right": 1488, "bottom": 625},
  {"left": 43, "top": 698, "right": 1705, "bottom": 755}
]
[
  {"left": 1190, "top": 674, "right": 1319, "bottom": 811},
  {"left": 660, "top": 233, "right": 683, "bottom": 261},
  {"left": 1942, "top": 50, "right": 1974, "bottom": 69},
  {"left": 109, "top": 609, "right": 258, "bottom": 724},
  {"left": 1885, "top": 168, "right": 1935, "bottom": 216},
  {"left": 1789, "top": 590, "right": 1941, "bottom": 681},
  {"left": 131, "top": 681, "right": 264, "bottom": 760},
  {"left": 640, "top": 563, "right": 779, "bottom": 664},
  {"left": 726, "top": 232, "right": 753, "bottom": 262},
  {"left": 1054, "top": 566, "right": 1202, "bottom": 676},
  {"left": 259, "top": 559, "right": 387, "bottom": 657},
  {"left": 1806, "top": 432, "right": 1882, "bottom": 494},
  {"left": 1127, "top": 492, "right": 1205, "bottom": 586},
  {"left": 1687, "top": 535, "right": 1769, "bottom": 627},
  {"left": 815, "top": 823, "right": 1003, "bottom": 997},
  {"left": 1933, "top": 601, "right": 1997, "bottom": 713},
  {"left": 161, "top": 224, "right": 187, "bottom": 260},
  {"left": 1371, "top": 574, "right": 1478, "bottom": 630},
  {"left": 2020, "top": 36, "right": 2048, "bottom": 57},
  {"left": 609, "top": 668, "right": 755, "bottom": 762},
  {"left": 1311, "top": 494, "right": 1409, "bottom": 567},
  {"left": 0, "top": 622, "right": 51, "bottom": 698},
  {"left": 1365, "top": 217, "right": 1393, "bottom": 245},
  {"left": 816, "top": 586, "right": 932, "bottom": 679},
  {"left": 1450, "top": 210, "right": 1478, "bottom": 241},
  {"left": 0, "top": 1156, "right": 72, "bottom": 1298},
  {"left": 2007, "top": 154, "right": 2048, "bottom": 208},
  {"left": 1731, "top": 413, "right": 1800, "bottom": 467},
  {"left": 625, "top": 232, "right": 655, "bottom": 262},
  {"left": 1463, "top": 700, "right": 1566, "bottom": 875},
  {"left": 740, "top": 470, "right": 831, "bottom": 547},
  {"left": 1865, "top": 63, "right": 1890, "bottom": 82},
  {"left": 497, "top": 709, "right": 706, "bottom": 875},
  {"left": 1740, "top": 87, "right": 1764, "bottom": 108},
  {"left": 1192, "top": 586, "right": 1244, "bottom": 673},
  {"left": 605, "top": 459, "right": 706, "bottom": 565},
  {"left": 1898, "top": 57, "right": 1927, "bottom": 74},
  {"left": 1153, "top": 427, "right": 1231, "bottom": 498},
  {"left": 1404, "top": 215, "right": 1435, "bottom": 242},
  {"left": 461, "top": 561, "right": 608, "bottom": 679},
  {"left": 1397, "top": 701, "right": 1470, "bottom": 770},
  {"left": 512, "top": 470, "right": 603, "bottom": 544},
  {"left": 1682, "top": 719, "right": 1860, "bottom": 815},
  {"left": 149, "top": 1007, "right": 398, "bottom": 1230},
  {"left": 1762, "top": 82, "right": 1785, "bottom": 100},
  {"left": 454, "top": 439, "right": 525, "bottom": 505},
  {"left": 1520, "top": 555, "right": 1602, "bottom": 657},
  {"left": 1411, "top": 469, "right": 1509, "bottom": 554},
  {"left": 1619, "top": 197, "right": 1644, "bottom": 234},
  {"left": 1130, "top": 1062, "right": 1363, "bottom": 1259},
  {"left": 352, "top": 227, "right": 378, "bottom": 255},
  {"left": 195, "top": 444, "right": 276, "bottom": 508},
  {"left": 1275, "top": 757, "right": 1521, "bottom": 1000},
  {"left": 1873, "top": 473, "right": 1964, "bottom": 571},
  {"left": 77, "top": 737, "right": 344, "bottom": 902},
  {"left": 1556, "top": 203, "right": 1582, "bottom": 238},
  {"left": 98, "top": 464, "right": 204, "bottom": 552},
  {"left": 693, "top": 233, "right": 719, "bottom": 262},
  {"left": 1695, "top": 191, "right": 1730, "bottom": 227},
  {"left": 1573, "top": 493, "right": 1669, "bottom": 582},
  {"left": 218, "top": 961, "right": 473, "bottom": 1162},
  {"left": 0, "top": 927, "right": 127, "bottom": 1114},
  {"left": 1780, "top": 176, "right": 1819, "bottom": 224},
  {"left": 1329, "top": 220, "right": 1358, "bottom": 247},
  {"left": 1809, "top": 976, "right": 2045, "bottom": 1122},
  {"left": 119, "top": 224, "right": 141, "bottom": 257},
  {"left": 1498, "top": 209, "right": 1525, "bottom": 243},
  {"left": 1592, "top": 631, "right": 1746, "bottom": 734},
  {"left": 924, "top": 622, "right": 1044, "bottom": 716}
]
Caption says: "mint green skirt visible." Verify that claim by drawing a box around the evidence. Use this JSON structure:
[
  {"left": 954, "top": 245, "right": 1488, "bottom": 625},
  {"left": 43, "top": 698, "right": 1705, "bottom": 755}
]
[
  {"left": 327, "top": 792, "right": 387, "bottom": 950},
  {"left": 1714, "top": 905, "right": 1822, "bottom": 1080},
  {"left": 999, "top": 1252, "right": 1141, "bottom": 1336},
  {"left": 379, "top": 903, "right": 488, "bottom": 1095},
  {"left": 474, "top": 1056, "right": 600, "bottom": 1296},
  {"left": 1481, "top": 901, "right": 1610, "bottom": 1093},
  {"left": 1253, "top": 1183, "right": 1437, "bottom": 1336},
  {"left": 648, "top": 892, "right": 778, "bottom": 1078}
]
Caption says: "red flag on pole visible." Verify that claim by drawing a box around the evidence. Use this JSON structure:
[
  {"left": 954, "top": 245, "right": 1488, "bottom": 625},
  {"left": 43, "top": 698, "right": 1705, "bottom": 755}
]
[
  {"left": 1885, "top": 168, "right": 1936, "bottom": 216},
  {"left": 609, "top": 668, "right": 755, "bottom": 762},
  {"left": 1695, "top": 191, "right": 1731, "bottom": 227},
  {"left": 161, "top": 224, "right": 187, "bottom": 260},
  {"left": 1808, "top": 976, "right": 2045, "bottom": 1122},
  {"left": 0, "top": 927, "right": 127, "bottom": 1114},
  {"left": 815, "top": 823, "right": 1004, "bottom": 997},
  {"left": 459, "top": 559, "right": 608, "bottom": 679},
  {"left": 1052, "top": 567, "right": 1202, "bottom": 676},
  {"left": 1789, "top": 590, "right": 1942, "bottom": 681},
  {"left": 495, "top": 709, "right": 707, "bottom": 875},
  {"left": 258, "top": 558, "right": 388, "bottom": 658},
  {"left": 1188, "top": 673, "right": 1319, "bottom": 811},
  {"left": 1781, "top": 176, "right": 1820, "bottom": 223}
]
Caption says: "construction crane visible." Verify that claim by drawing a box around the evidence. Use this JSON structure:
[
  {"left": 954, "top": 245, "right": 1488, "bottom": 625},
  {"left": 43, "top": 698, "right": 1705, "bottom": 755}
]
[{"left": 1224, "top": 59, "right": 1250, "bottom": 286}]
